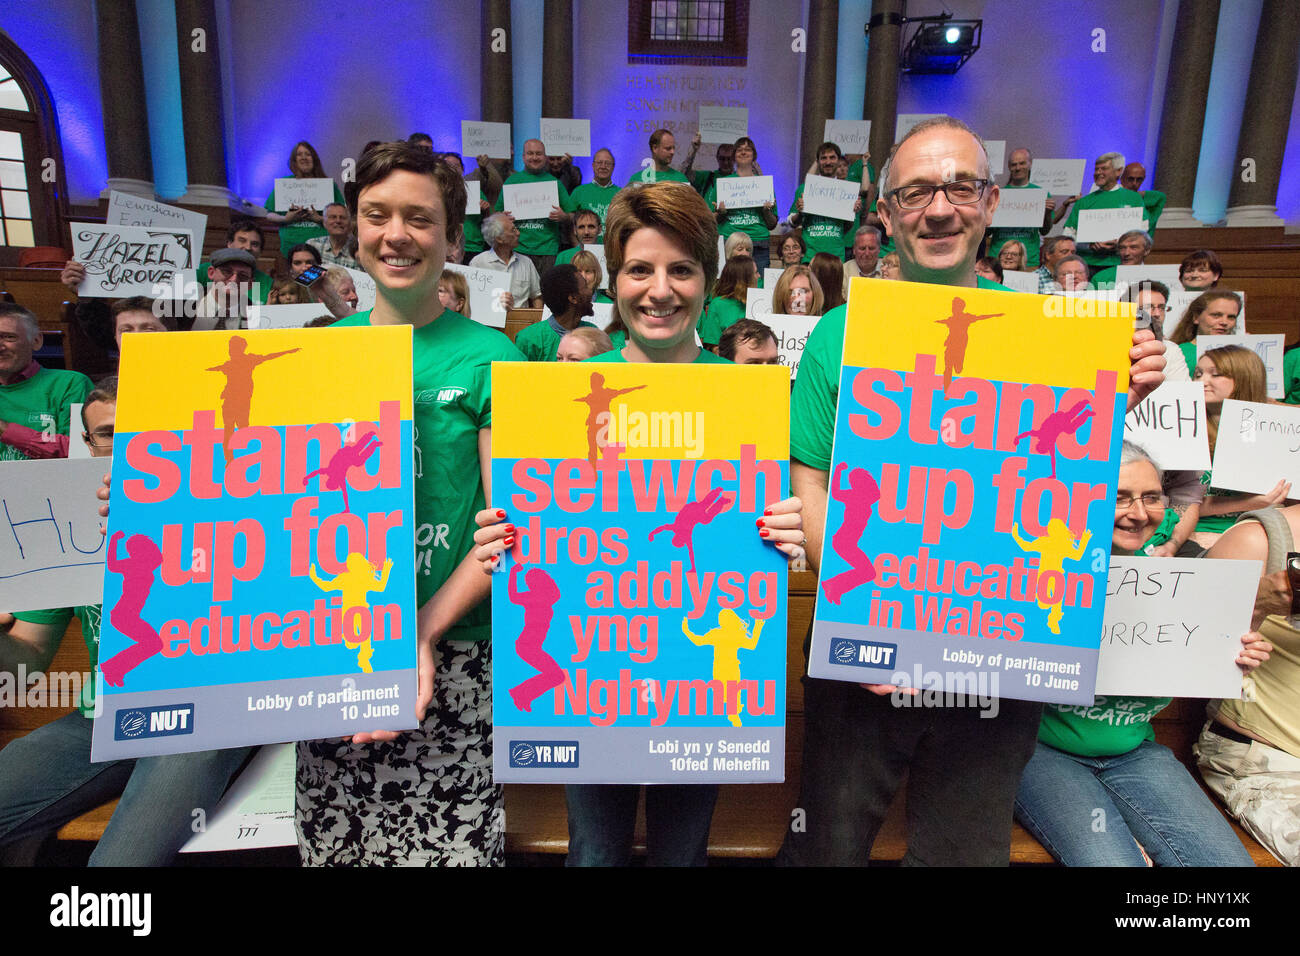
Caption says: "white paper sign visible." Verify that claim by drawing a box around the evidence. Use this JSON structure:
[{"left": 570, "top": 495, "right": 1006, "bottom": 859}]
[
  {"left": 715, "top": 175, "right": 774, "bottom": 210},
  {"left": 582, "top": 244, "right": 609, "bottom": 289},
  {"left": 895, "top": 113, "right": 944, "bottom": 141},
  {"left": 1162, "top": 290, "right": 1247, "bottom": 339},
  {"left": 461, "top": 120, "right": 512, "bottom": 159},
  {"left": 990, "top": 188, "right": 1047, "bottom": 228},
  {"left": 1123, "top": 382, "right": 1211, "bottom": 471},
  {"left": 1114, "top": 264, "right": 1183, "bottom": 294},
  {"left": 503, "top": 180, "right": 560, "bottom": 221},
  {"left": 823, "top": 119, "right": 871, "bottom": 156},
  {"left": 698, "top": 105, "right": 748, "bottom": 142},
  {"left": 106, "top": 192, "right": 206, "bottom": 268},
  {"left": 71, "top": 224, "right": 194, "bottom": 298},
  {"left": 179, "top": 744, "right": 296, "bottom": 852},
  {"left": 590, "top": 301, "right": 614, "bottom": 330},
  {"left": 247, "top": 303, "right": 330, "bottom": 329},
  {"left": 1000, "top": 269, "right": 1039, "bottom": 294},
  {"left": 801, "top": 174, "right": 858, "bottom": 221},
  {"left": 0, "top": 459, "right": 106, "bottom": 612},
  {"left": 1075, "top": 206, "right": 1148, "bottom": 243},
  {"left": 1210, "top": 399, "right": 1300, "bottom": 493},
  {"left": 985, "top": 140, "right": 1006, "bottom": 176},
  {"left": 272, "top": 177, "right": 334, "bottom": 212},
  {"left": 1096, "top": 557, "right": 1261, "bottom": 697},
  {"left": 766, "top": 313, "right": 820, "bottom": 379},
  {"left": 342, "top": 267, "right": 377, "bottom": 312},
  {"left": 717, "top": 236, "right": 726, "bottom": 278},
  {"left": 464, "top": 180, "right": 481, "bottom": 216},
  {"left": 1031, "top": 159, "right": 1087, "bottom": 195},
  {"left": 1198, "top": 334, "right": 1285, "bottom": 399},
  {"left": 540, "top": 117, "right": 591, "bottom": 157},
  {"left": 442, "top": 261, "right": 511, "bottom": 328},
  {"left": 745, "top": 286, "right": 774, "bottom": 320},
  {"left": 764, "top": 268, "right": 787, "bottom": 289}
]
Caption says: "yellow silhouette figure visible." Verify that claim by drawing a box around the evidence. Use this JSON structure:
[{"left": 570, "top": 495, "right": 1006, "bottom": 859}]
[
  {"left": 1010, "top": 520, "right": 1091, "bottom": 635},
  {"left": 309, "top": 553, "right": 393, "bottom": 673},
  {"left": 682, "top": 609, "right": 764, "bottom": 727}
]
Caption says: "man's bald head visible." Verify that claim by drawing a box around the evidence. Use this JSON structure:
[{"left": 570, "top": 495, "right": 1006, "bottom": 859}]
[
  {"left": 523, "top": 139, "right": 547, "bottom": 173},
  {"left": 1121, "top": 162, "right": 1146, "bottom": 192}
]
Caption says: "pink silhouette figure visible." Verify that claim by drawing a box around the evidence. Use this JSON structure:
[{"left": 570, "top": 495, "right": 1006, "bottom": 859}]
[
  {"left": 936, "top": 297, "right": 1003, "bottom": 392},
  {"left": 575, "top": 372, "right": 646, "bottom": 464},
  {"left": 1015, "top": 399, "right": 1094, "bottom": 478},
  {"left": 206, "top": 336, "right": 300, "bottom": 462},
  {"left": 648, "top": 487, "right": 731, "bottom": 574},
  {"left": 820, "top": 463, "right": 881, "bottom": 606},
  {"left": 507, "top": 564, "right": 565, "bottom": 712},
  {"left": 99, "top": 531, "right": 164, "bottom": 687},
  {"left": 304, "top": 432, "right": 382, "bottom": 513}
]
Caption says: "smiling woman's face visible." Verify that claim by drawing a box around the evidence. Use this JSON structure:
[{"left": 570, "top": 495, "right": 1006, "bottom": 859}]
[{"left": 615, "top": 226, "right": 706, "bottom": 353}]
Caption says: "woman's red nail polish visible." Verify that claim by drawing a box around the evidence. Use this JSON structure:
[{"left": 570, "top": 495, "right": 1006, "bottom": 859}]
[
  {"left": 496, "top": 509, "right": 506, "bottom": 518},
  {"left": 505, "top": 525, "right": 515, "bottom": 533},
  {"left": 763, "top": 508, "right": 773, "bottom": 516},
  {"left": 759, "top": 528, "right": 770, "bottom": 538},
  {"left": 755, "top": 518, "right": 765, "bottom": 527}
]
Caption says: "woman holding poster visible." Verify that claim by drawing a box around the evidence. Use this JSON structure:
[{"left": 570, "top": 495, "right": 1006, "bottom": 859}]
[
  {"left": 1012, "top": 442, "right": 1270, "bottom": 866},
  {"left": 474, "top": 182, "right": 804, "bottom": 866},
  {"left": 706, "top": 138, "right": 778, "bottom": 270},
  {"left": 263, "top": 140, "right": 345, "bottom": 251}
]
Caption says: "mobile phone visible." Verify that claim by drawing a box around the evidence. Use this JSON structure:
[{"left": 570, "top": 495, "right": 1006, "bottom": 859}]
[
  {"left": 1134, "top": 307, "right": 1153, "bottom": 331},
  {"left": 1286, "top": 552, "right": 1300, "bottom": 616},
  {"left": 295, "top": 265, "right": 325, "bottom": 286}
]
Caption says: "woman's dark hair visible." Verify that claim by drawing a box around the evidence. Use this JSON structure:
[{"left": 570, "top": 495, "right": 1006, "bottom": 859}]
[
  {"left": 810, "top": 252, "right": 845, "bottom": 312},
  {"left": 288, "top": 140, "right": 326, "bottom": 178},
  {"left": 713, "top": 255, "right": 757, "bottom": 304},
  {"left": 354, "top": 141, "right": 467, "bottom": 245}
]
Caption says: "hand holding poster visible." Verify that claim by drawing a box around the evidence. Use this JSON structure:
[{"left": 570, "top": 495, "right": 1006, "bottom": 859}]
[
  {"left": 504, "top": 180, "right": 560, "bottom": 221},
  {"left": 1095, "top": 557, "right": 1260, "bottom": 697},
  {"left": 801, "top": 175, "right": 858, "bottom": 221},
  {"left": 441, "top": 261, "right": 511, "bottom": 328},
  {"left": 491, "top": 362, "right": 790, "bottom": 783},
  {"left": 808, "top": 282, "right": 1133, "bottom": 705},
  {"left": 766, "top": 314, "right": 819, "bottom": 379},
  {"left": 1209, "top": 399, "right": 1300, "bottom": 494},
  {"left": 91, "top": 326, "right": 418, "bottom": 760},
  {"left": 1075, "top": 206, "right": 1147, "bottom": 243},
  {"left": 272, "top": 178, "right": 334, "bottom": 212},
  {"left": 1198, "top": 334, "right": 1284, "bottom": 398},
  {"left": 540, "top": 118, "right": 591, "bottom": 157},
  {"left": 71, "top": 224, "right": 194, "bottom": 298},
  {"left": 698, "top": 106, "right": 748, "bottom": 142},
  {"left": 1030, "top": 159, "right": 1087, "bottom": 195},
  {"left": 461, "top": 120, "right": 512, "bottom": 158},
  {"left": 715, "top": 175, "right": 775, "bottom": 210},
  {"left": 1123, "top": 382, "right": 1210, "bottom": 471},
  {"left": 106, "top": 192, "right": 206, "bottom": 268},
  {"left": 990, "top": 189, "right": 1047, "bottom": 228},
  {"left": 823, "top": 120, "right": 870, "bottom": 156}
]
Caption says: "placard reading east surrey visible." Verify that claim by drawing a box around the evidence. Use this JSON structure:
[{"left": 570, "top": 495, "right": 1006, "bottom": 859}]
[
  {"left": 72, "top": 224, "right": 194, "bottom": 298},
  {"left": 540, "top": 118, "right": 591, "bottom": 157},
  {"left": 715, "top": 175, "right": 775, "bottom": 210},
  {"left": 808, "top": 278, "right": 1133, "bottom": 705},
  {"left": 91, "top": 326, "right": 418, "bottom": 760},
  {"left": 1030, "top": 159, "right": 1087, "bottom": 195},
  {"left": 272, "top": 178, "right": 335, "bottom": 212},
  {"left": 503, "top": 181, "right": 560, "bottom": 221},
  {"left": 1209, "top": 399, "right": 1300, "bottom": 494},
  {"left": 1095, "top": 557, "right": 1260, "bottom": 697},
  {"left": 697, "top": 106, "right": 748, "bottom": 142},
  {"left": 801, "top": 174, "right": 858, "bottom": 221},
  {"left": 491, "top": 362, "right": 789, "bottom": 783},
  {"left": 1198, "top": 334, "right": 1284, "bottom": 399},
  {"left": 766, "top": 314, "right": 819, "bottom": 380},
  {"left": 823, "top": 119, "right": 871, "bottom": 156},
  {"left": 0, "top": 459, "right": 106, "bottom": 612},
  {"left": 461, "top": 120, "right": 512, "bottom": 159},
  {"left": 106, "top": 192, "right": 206, "bottom": 268},
  {"left": 1123, "top": 382, "right": 1210, "bottom": 471},
  {"left": 990, "top": 189, "right": 1046, "bottom": 228}
]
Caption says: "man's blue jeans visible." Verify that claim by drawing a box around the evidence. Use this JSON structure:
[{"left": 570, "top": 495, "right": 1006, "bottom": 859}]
[{"left": 565, "top": 784, "right": 719, "bottom": 866}]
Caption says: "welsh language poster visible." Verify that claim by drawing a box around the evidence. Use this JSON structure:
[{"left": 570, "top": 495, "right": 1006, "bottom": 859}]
[
  {"left": 91, "top": 326, "right": 418, "bottom": 760},
  {"left": 808, "top": 279, "right": 1133, "bottom": 705},
  {"left": 492, "top": 362, "right": 789, "bottom": 783}
]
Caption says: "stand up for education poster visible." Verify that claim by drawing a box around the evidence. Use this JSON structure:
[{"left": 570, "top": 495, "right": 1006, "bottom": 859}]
[
  {"left": 492, "top": 362, "right": 789, "bottom": 783},
  {"left": 91, "top": 326, "right": 418, "bottom": 760},
  {"left": 808, "top": 279, "right": 1133, "bottom": 706}
]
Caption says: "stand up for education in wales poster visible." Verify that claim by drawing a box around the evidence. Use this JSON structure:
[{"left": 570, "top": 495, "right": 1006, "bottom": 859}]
[
  {"left": 492, "top": 362, "right": 789, "bottom": 783},
  {"left": 91, "top": 326, "right": 417, "bottom": 760},
  {"left": 809, "top": 279, "right": 1132, "bottom": 705}
]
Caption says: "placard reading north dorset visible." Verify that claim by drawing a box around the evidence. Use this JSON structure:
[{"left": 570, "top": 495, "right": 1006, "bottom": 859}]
[
  {"left": 91, "top": 326, "right": 418, "bottom": 760},
  {"left": 491, "top": 362, "right": 790, "bottom": 783},
  {"left": 808, "top": 278, "right": 1133, "bottom": 706}
]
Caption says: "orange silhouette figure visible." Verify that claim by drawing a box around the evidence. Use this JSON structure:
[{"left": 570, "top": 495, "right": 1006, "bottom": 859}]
[
  {"left": 936, "top": 296, "right": 1003, "bottom": 392},
  {"left": 206, "top": 336, "right": 300, "bottom": 461},
  {"left": 304, "top": 432, "right": 382, "bottom": 514},
  {"left": 574, "top": 372, "right": 646, "bottom": 464},
  {"left": 1015, "top": 400, "right": 1093, "bottom": 478}
]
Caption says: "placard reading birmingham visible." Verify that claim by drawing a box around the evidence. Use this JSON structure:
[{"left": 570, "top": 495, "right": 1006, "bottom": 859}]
[
  {"left": 91, "top": 327, "right": 418, "bottom": 760},
  {"left": 809, "top": 279, "right": 1133, "bottom": 706},
  {"left": 492, "top": 362, "right": 789, "bottom": 782}
]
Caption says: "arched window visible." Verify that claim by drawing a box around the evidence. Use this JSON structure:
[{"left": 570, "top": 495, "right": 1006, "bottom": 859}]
[{"left": 0, "top": 33, "right": 68, "bottom": 261}]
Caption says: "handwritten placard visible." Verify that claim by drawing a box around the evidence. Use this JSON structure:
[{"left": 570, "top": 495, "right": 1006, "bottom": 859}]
[
  {"left": 464, "top": 180, "right": 481, "bottom": 216},
  {"left": 272, "top": 177, "right": 334, "bottom": 212},
  {"left": 1210, "top": 399, "right": 1300, "bottom": 493},
  {"left": 1198, "top": 334, "right": 1285, "bottom": 399},
  {"left": 985, "top": 140, "right": 1006, "bottom": 176},
  {"left": 503, "top": 180, "right": 560, "bottom": 221},
  {"left": 1114, "top": 264, "right": 1183, "bottom": 294},
  {"left": 461, "top": 120, "right": 512, "bottom": 159},
  {"left": 745, "top": 286, "right": 774, "bottom": 320},
  {"left": 540, "top": 118, "right": 591, "bottom": 157},
  {"left": 342, "top": 267, "right": 377, "bottom": 312},
  {"left": 894, "top": 113, "right": 944, "bottom": 141},
  {"left": 698, "top": 105, "right": 748, "bottom": 142},
  {"left": 106, "top": 192, "right": 205, "bottom": 268},
  {"left": 1123, "top": 382, "right": 1210, "bottom": 471},
  {"left": 1031, "top": 159, "right": 1087, "bottom": 195},
  {"left": 442, "top": 261, "right": 511, "bottom": 328},
  {"left": 1001, "top": 269, "right": 1039, "bottom": 294},
  {"left": 0, "top": 458, "right": 106, "bottom": 612},
  {"left": 72, "top": 224, "right": 193, "bottom": 298},
  {"left": 767, "top": 313, "right": 820, "bottom": 379},
  {"left": 823, "top": 119, "right": 871, "bottom": 156},
  {"left": 1075, "top": 206, "right": 1148, "bottom": 243},
  {"left": 1095, "top": 557, "right": 1260, "bottom": 697},
  {"left": 247, "top": 303, "right": 331, "bottom": 330},
  {"left": 991, "top": 188, "right": 1046, "bottom": 228},
  {"left": 715, "top": 174, "right": 775, "bottom": 210},
  {"left": 801, "top": 174, "right": 858, "bottom": 221}
]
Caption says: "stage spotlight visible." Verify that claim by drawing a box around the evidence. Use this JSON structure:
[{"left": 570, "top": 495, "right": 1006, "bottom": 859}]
[{"left": 901, "top": 18, "right": 982, "bottom": 74}]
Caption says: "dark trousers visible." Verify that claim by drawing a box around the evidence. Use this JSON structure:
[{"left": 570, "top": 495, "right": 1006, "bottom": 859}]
[
  {"left": 778, "top": 674, "right": 1042, "bottom": 866},
  {"left": 525, "top": 253, "right": 557, "bottom": 277},
  {"left": 565, "top": 784, "right": 719, "bottom": 866}
]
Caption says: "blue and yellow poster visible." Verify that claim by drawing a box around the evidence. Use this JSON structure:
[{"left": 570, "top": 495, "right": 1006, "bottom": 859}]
[
  {"left": 91, "top": 327, "right": 417, "bottom": 760},
  {"left": 808, "top": 280, "right": 1133, "bottom": 705},
  {"left": 492, "top": 362, "right": 789, "bottom": 783}
]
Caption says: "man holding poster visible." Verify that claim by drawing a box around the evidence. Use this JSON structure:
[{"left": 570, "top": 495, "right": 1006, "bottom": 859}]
[
  {"left": 778, "top": 116, "right": 1166, "bottom": 867},
  {"left": 494, "top": 139, "right": 576, "bottom": 276}
]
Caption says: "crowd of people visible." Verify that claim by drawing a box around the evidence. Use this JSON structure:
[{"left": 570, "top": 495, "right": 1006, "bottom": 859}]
[{"left": 0, "top": 114, "right": 1296, "bottom": 869}]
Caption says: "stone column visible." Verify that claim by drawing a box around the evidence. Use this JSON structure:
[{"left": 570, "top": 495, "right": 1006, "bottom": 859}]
[
  {"left": 1152, "top": 0, "right": 1220, "bottom": 227},
  {"left": 863, "top": 0, "right": 903, "bottom": 173},
  {"left": 96, "top": 0, "right": 154, "bottom": 198},
  {"left": 174, "top": 0, "right": 234, "bottom": 205},
  {"left": 799, "top": 0, "right": 839, "bottom": 172},
  {"left": 541, "top": 0, "right": 573, "bottom": 118},
  {"left": 1226, "top": 0, "right": 1300, "bottom": 226},
  {"left": 481, "top": 0, "right": 514, "bottom": 124}
]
